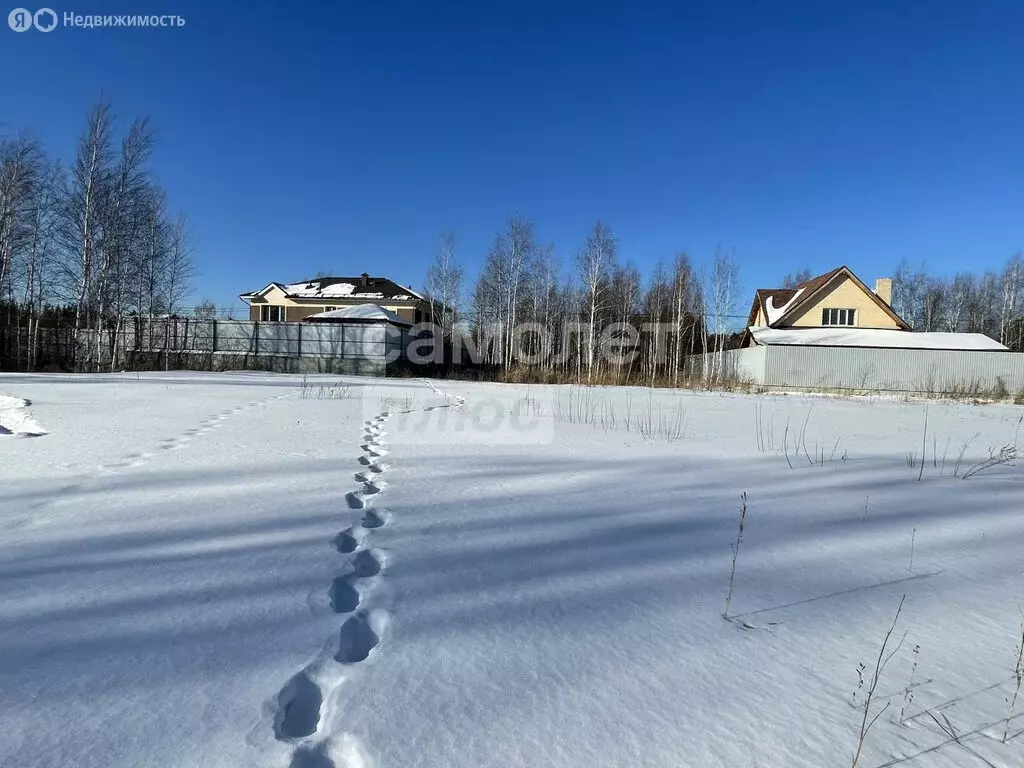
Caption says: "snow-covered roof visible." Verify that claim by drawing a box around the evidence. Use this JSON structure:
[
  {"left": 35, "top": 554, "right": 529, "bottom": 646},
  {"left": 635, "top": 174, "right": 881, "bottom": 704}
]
[
  {"left": 305, "top": 304, "right": 412, "bottom": 326},
  {"left": 764, "top": 288, "right": 804, "bottom": 325},
  {"left": 239, "top": 282, "right": 287, "bottom": 299},
  {"left": 748, "top": 326, "right": 1009, "bottom": 351},
  {"left": 749, "top": 267, "right": 911, "bottom": 331},
  {"left": 240, "top": 276, "right": 426, "bottom": 304},
  {"left": 286, "top": 281, "right": 356, "bottom": 298}
]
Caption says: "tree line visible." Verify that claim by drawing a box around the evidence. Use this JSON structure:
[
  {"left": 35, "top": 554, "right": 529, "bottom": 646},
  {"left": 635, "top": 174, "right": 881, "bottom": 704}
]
[
  {"left": 425, "top": 219, "right": 1024, "bottom": 384},
  {"left": 891, "top": 256, "right": 1024, "bottom": 350},
  {"left": 5, "top": 100, "right": 1021, "bottom": 376},
  {"left": 0, "top": 101, "right": 195, "bottom": 370},
  {"left": 425, "top": 215, "right": 743, "bottom": 385}
]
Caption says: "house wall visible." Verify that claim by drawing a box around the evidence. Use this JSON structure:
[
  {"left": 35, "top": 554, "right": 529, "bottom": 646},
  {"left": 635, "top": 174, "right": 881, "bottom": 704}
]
[
  {"left": 248, "top": 304, "right": 326, "bottom": 322},
  {"left": 784, "top": 275, "right": 900, "bottom": 329}
]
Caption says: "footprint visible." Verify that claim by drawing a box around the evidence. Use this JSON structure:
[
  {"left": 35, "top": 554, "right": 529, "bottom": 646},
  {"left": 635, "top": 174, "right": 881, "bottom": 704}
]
[
  {"left": 352, "top": 549, "right": 384, "bottom": 577},
  {"left": 329, "top": 577, "right": 361, "bottom": 613},
  {"left": 345, "top": 482, "right": 382, "bottom": 510},
  {"left": 273, "top": 671, "right": 324, "bottom": 740},
  {"left": 332, "top": 527, "right": 365, "bottom": 554},
  {"left": 335, "top": 610, "right": 389, "bottom": 664},
  {"left": 360, "top": 509, "right": 388, "bottom": 530},
  {"left": 289, "top": 743, "right": 336, "bottom": 768}
]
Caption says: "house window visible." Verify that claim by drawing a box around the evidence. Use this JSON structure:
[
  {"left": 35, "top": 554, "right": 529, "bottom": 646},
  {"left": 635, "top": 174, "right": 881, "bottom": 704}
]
[
  {"left": 260, "top": 305, "right": 284, "bottom": 322},
  {"left": 822, "top": 308, "right": 856, "bottom": 326}
]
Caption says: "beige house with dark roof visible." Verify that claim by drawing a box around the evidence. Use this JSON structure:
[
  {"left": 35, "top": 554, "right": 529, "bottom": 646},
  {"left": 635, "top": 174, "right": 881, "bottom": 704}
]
[
  {"left": 715, "top": 266, "right": 1018, "bottom": 392},
  {"left": 239, "top": 273, "right": 434, "bottom": 324},
  {"left": 742, "top": 266, "right": 909, "bottom": 346}
]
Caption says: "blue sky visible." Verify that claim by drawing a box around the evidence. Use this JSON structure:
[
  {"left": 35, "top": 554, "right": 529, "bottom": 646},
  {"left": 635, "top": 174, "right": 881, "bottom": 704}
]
[{"left": 2, "top": 0, "right": 1022, "bottom": 314}]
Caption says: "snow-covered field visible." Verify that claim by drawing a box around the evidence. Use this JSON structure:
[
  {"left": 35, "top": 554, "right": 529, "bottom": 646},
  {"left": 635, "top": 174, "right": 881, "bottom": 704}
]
[{"left": 2, "top": 372, "right": 1023, "bottom": 768}]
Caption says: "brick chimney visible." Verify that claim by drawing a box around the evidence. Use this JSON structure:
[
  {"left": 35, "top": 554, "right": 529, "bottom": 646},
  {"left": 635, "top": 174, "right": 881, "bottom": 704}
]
[
  {"left": 360, "top": 272, "right": 370, "bottom": 287},
  {"left": 875, "top": 278, "right": 893, "bottom": 306}
]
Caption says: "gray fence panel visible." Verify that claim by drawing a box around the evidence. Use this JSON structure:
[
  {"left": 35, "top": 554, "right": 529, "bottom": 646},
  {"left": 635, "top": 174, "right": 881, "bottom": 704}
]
[
  {"left": 256, "top": 323, "right": 301, "bottom": 356},
  {"left": 215, "top": 321, "right": 258, "bottom": 353},
  {"left": 85, "top": 317, "right": 414, "bottom": 369},
  {"left": 683, "top": 347, "right": 767, "bottom": 383},
  {"left": 343, "top": 325, "right": 386, "bottom": 343},
  {"left": 762, "top": 346, "right": 1024, "bottom": 394},
  {"left": 337, "top": 341, "right": 387, "bottom": 358}
]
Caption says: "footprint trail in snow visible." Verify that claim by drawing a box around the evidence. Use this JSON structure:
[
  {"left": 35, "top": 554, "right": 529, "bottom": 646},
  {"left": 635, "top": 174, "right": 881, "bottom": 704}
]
[
  {"left": 272, "top": 382, "right": 466, "bottom": 767},
  {"left": 272, "top": 411, "right": 395, "bottom": 766}
]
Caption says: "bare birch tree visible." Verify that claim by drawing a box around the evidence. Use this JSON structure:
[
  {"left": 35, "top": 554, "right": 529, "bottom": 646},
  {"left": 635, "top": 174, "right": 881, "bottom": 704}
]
[
  {"left": 59, "top": 102, "right": 114, "bottom": 361},
  {"left": 163, "top": 212, "right": 195, "bottom": 315},
  {"left": 1000, "top": 254, "right": 1023, "bottom": 346},
  {"left": 704, "top": 246, "right": 739, "bottom": 383},
  {"left": 477, "top": 215, "right": 535, "bottom": 367},
  {"left": 425, "top": 229, "right": 463, "bottom": 340},
  {"left": 0, "top": 135, "right": 45, "bottom": 299},
  {"left": 577, "top": 221, "right": 616, "bottom": 382}
]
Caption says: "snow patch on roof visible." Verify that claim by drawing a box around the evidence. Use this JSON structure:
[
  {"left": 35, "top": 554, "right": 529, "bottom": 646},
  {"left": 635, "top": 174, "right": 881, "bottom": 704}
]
[
  {"left": 305, "top": 303, "right": 412, "bottom": 326},
  {"left": 398, "top": 285, "right": 427, "bottom": 301},
  {"left": 284, "top": 281, "right": 357, "bottom": 298},
  {"left": 764, "top": 288, "right": 803, "bottom": 324},
  {"left": 278, "top": 280, "right": 421, "bottom": 301},
  {"left": 749, "top": 326, "right": 1009, "bottom": 351}
]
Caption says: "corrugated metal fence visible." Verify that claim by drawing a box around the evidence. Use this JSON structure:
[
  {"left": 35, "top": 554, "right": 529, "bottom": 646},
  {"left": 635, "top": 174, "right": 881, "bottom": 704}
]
[
  {"left": 698, "top": 345, "right": 1024, "bottom": 395},
  {"left": 82, "top": 317, "right": 411, "bottom": 374}
]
